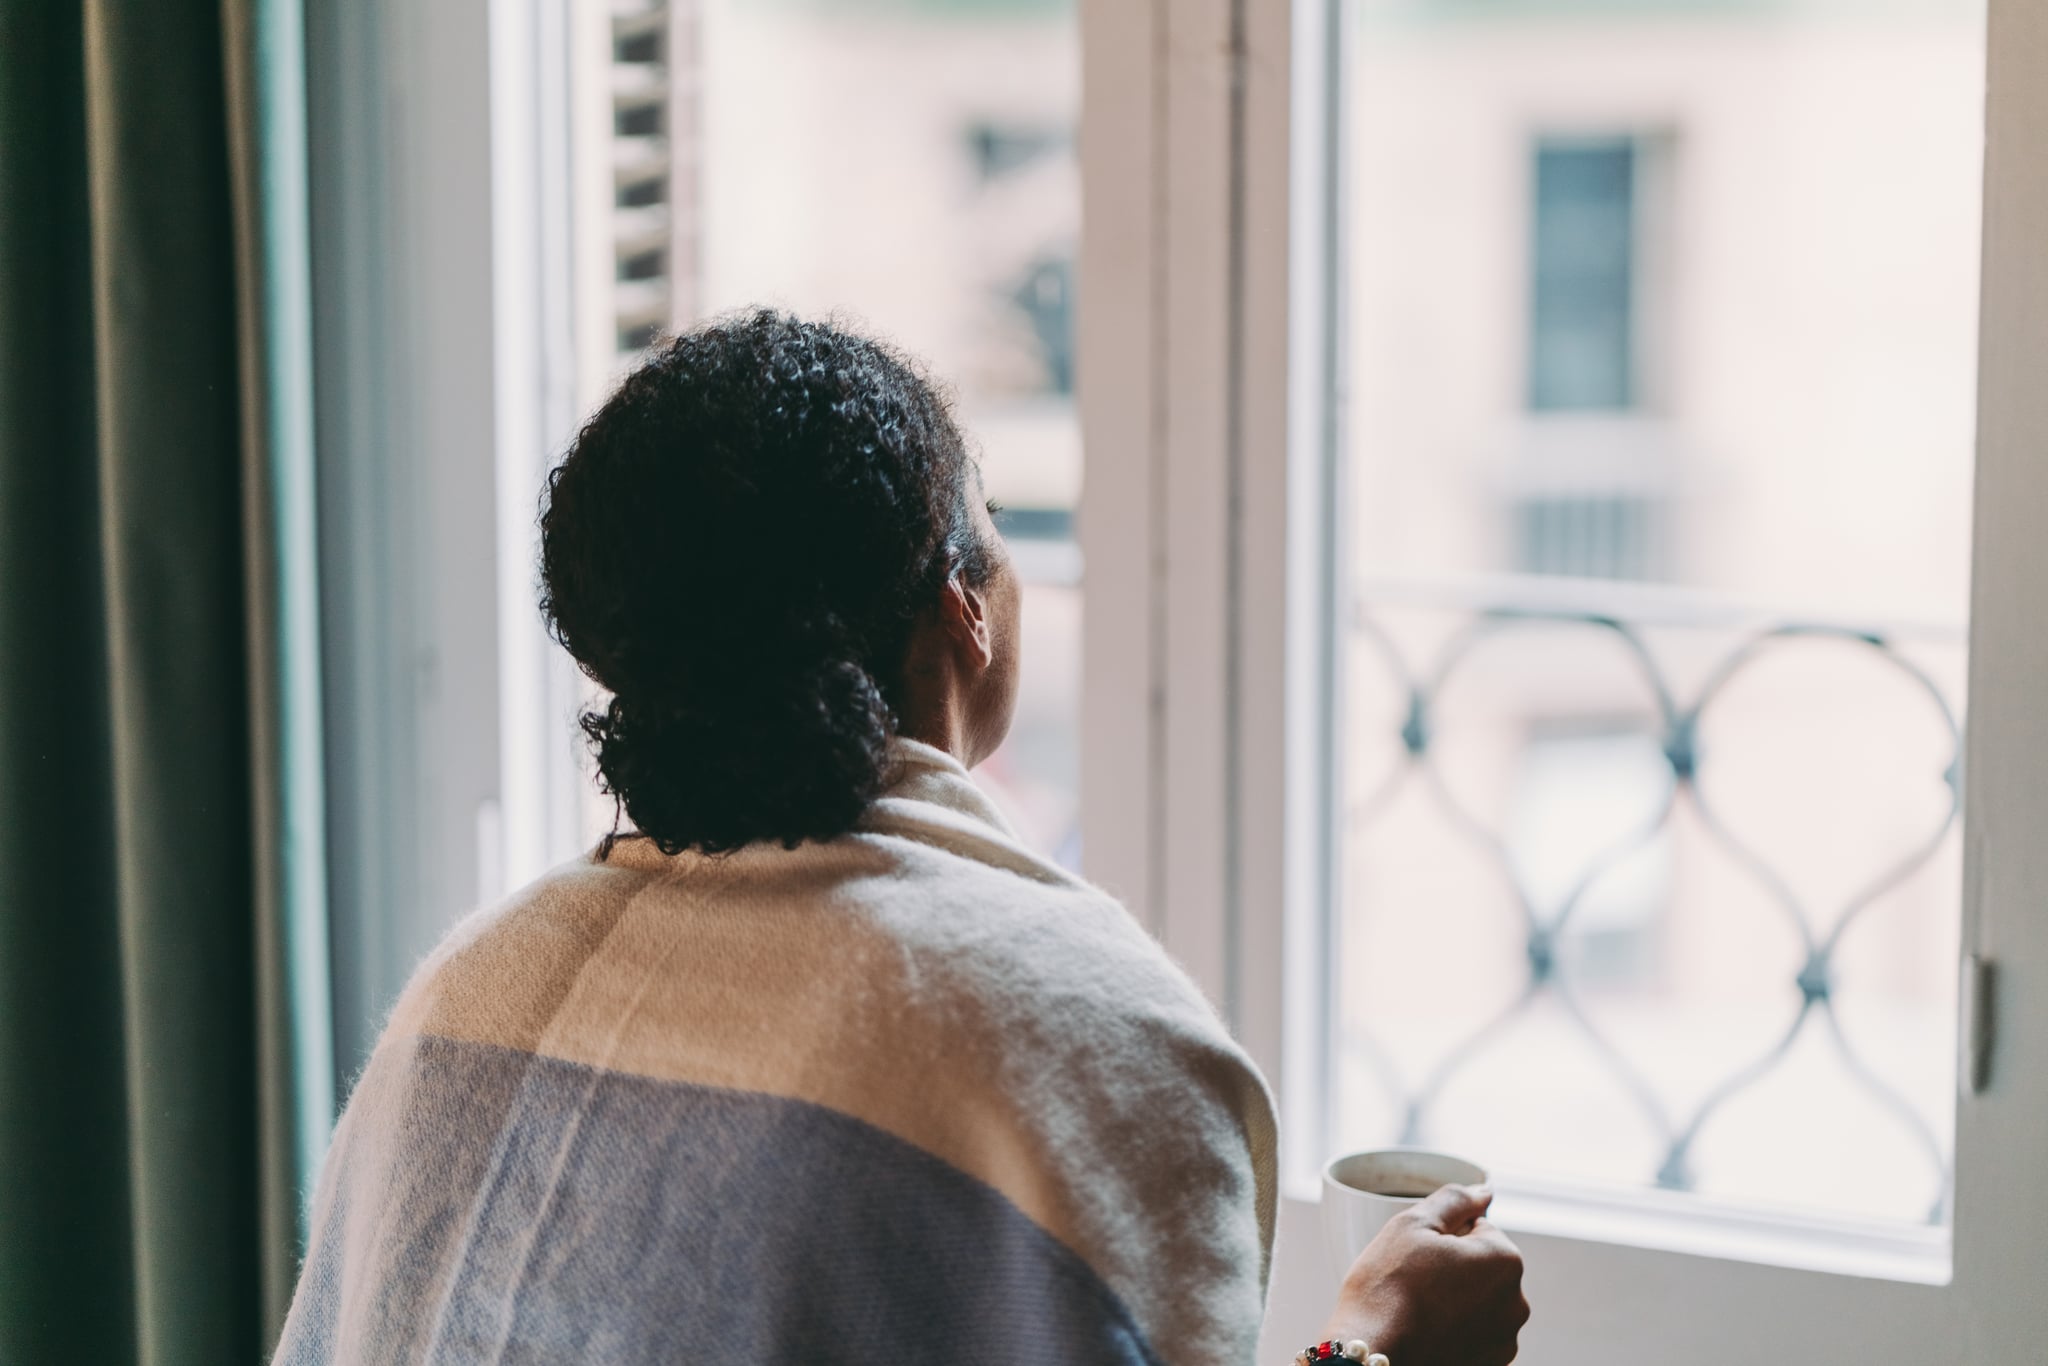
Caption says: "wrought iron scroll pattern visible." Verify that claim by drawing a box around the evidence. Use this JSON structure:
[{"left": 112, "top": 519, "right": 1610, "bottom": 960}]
[{"left": 1348, "top": 602, "right": 1961, "bottom": 1222}]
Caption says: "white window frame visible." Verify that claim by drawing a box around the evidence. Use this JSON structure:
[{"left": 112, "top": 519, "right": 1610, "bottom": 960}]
[
  {"left": 310, "top": 0, "right": 595, "bottom": 1072},
  {"left": 1077, "top": 0, "right": 2048, "bottom": 1361},
  {"left": 1079, "top": 0, "right": 1345, "bottom": 1351},
  {"left": 310, "top": 0, "right": 512, "bottom": 1072}
]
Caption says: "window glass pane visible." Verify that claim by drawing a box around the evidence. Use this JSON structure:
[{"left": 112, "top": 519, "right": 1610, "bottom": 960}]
[
  {"left": 593, "top": 0, "right": 1082, "bottom": 860},
  {"left": 1341, "top": 0, "right": 1984, "bottom": 1227}
]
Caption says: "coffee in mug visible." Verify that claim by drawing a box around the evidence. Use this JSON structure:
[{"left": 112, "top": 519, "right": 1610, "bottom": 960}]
[{"left": 1321, "top": 1148, "right": 1488, "bottom": 1272}]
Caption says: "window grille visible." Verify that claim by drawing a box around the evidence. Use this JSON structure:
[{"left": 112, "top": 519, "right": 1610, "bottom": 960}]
[{"left": 1345, "top": 582, "right": 1961, "bottom": 1223}]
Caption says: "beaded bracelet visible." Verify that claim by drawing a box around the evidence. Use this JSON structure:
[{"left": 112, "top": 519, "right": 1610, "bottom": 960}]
[{"left": 1291, "top": 1339, "right": 1389, "bottom": 1366}]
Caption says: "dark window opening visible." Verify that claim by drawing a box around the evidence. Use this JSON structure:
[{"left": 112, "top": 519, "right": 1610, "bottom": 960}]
[
  {"left": 616, "top": 103, "right": 665, "bottom": 139},
  {"left": 615, "top": 29, "right": 663, "bottom": 65},
  {"left": 965, "top": 121, "right": 1068, "bottom": 184},
  {"left": 1007, "top": 253, "right": 1074, "bottom": 395},
  {"left": 618, "top": 176, "right": 667, "bottom": 209},
  {"left": 1529, "top": 138, "right": 1637, "bottom": 411},
  {"left": 618, "top": 249, "right": 666, "bottom": 282}
]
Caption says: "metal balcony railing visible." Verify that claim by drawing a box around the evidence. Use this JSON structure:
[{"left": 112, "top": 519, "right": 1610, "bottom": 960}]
[{"left": 1345, "top": 575, "right": 1962, "bottom": 1222}]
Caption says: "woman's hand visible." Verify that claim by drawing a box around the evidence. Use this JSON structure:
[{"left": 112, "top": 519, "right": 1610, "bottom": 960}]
[{"left": 1322, "top": 1184, "right": 1530, "bottom": 1365}]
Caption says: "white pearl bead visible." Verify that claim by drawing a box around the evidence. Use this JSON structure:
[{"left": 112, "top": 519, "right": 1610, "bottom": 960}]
[
  {"left": 1344, "top": 1343, "right": 1369, "bottom": 1361},
  {"left": 1366, "top": 1354, "right": 1391, "bottom": 1366}
]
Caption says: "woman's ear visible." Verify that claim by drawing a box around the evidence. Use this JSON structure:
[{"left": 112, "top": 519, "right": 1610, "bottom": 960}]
[{"left": 939, "top": 574, "right": 995, "bottom": 672}]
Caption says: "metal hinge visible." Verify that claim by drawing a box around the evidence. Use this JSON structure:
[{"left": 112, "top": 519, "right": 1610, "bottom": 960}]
[{"left": 1962, "top": 954, "right": 1999, "bottom": 1095}]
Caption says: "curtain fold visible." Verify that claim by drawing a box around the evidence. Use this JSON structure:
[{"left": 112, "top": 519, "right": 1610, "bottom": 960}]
[
  {"left": 0, "top": 4, "right": 134, "bottom": 1364},
  {"left": 0, "top": 1, "right": 333, "bottom": 1361}
]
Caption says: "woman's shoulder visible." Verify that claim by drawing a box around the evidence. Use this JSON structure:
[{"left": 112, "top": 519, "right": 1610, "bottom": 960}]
[
  {"left": 376, "top": 852, "right": 667, "bottom": 1050},
  {"left": 850, "top": 755, "right": 1216, "bottom": 1029},
  {"left": 841, "top": 814, "right": 1216, "bottom": 1035}
]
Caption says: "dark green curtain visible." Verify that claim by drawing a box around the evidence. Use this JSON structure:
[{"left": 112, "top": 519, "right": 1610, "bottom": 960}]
[{"left": 0, "top": 2, "right": 333, "bottom": 1362}]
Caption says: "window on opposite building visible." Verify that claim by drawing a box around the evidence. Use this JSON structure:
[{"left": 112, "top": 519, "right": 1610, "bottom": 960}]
[
  {"left": 1529, "top": 136, "right": 1638, "bottom": 413},
  {"left": 1517, "top": 135, "right": 1665, "bottom": 581}
]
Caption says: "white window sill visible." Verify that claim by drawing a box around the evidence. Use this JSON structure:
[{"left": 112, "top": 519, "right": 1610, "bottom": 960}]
[{"left": 1284, "top": 1170, "right": 1951, "bottom": 1286}]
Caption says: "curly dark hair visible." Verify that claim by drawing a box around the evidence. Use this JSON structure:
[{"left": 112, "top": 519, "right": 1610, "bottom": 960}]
[{"left": 538, "top": 310, "right": 996, "bottom": 856}]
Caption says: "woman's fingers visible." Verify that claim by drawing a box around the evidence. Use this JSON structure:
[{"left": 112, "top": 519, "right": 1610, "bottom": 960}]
[{"left": 1413, "top": 1182, "right": 1493, "bottom": 1234}]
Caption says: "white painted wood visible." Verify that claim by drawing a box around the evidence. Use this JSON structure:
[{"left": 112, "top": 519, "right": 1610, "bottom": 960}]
[
  {"left": 392, "top": 0, "right": 506, "bottom": 944},
  {"left": 1258, "top": 1194, "right": 1344, "bottom": 1363},
  {"left": 307, "top": 0, "right": 507, "bottom": 1070},
  {"left": 1156, "top": 0, "right": 1240, "bottom": 1014},
  {"left": 1077, "top": 0, "right": 1162, "bottom": 931},
  {"left": 1236, "top": 0, "right": 1302, "bottom": 1095},
  {"left": 1078, "top": 3, "right": 1350, "bottom": 1355},
  {"left": 1243, "top": 3, "right": 1364, "bottom": 1356},
  {"left": 1079, "top": 0, "right": 1324, "bottom": 1074},
  {"left": 1252, "top": 0, "right": 1351, "bottom": 1196},
  {"left": 1950, "top": 0, "right": 2048, "bottom": 1356},
  {"left": 1077, "top": 0, "right": 1234, "bottom": 991},
  {"left": 488, "top": 0, "right": 593, "bottom": 896},
  {"left": 310, "top": 0, "right": 594, "bottom": 1073}
]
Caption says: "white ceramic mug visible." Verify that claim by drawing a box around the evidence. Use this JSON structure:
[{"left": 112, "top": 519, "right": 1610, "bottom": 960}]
[{"left": 1321, "top": 1148, "right": 1489, "bottom": 1272}]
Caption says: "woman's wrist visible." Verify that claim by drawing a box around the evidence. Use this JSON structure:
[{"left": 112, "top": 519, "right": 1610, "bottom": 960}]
[
  {"left": 1322, "top": 1287, "right": 1410, "bottom": 1358},
  {"left": 1315, "top": 1308, "right": 1405, "bottom": 1363}
]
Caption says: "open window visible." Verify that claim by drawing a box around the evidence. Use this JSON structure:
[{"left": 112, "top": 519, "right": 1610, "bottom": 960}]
[
  {"left": 1080, "top": 0, "right": 2048, "bottom": 1361},
  {"left": 312, "top": 0, "right": 2048, "bottom": 1359}
]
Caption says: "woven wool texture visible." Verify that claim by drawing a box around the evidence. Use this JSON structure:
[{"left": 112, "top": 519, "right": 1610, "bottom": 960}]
[{"left": 274, "top": 740, "right": 1278, "bottom": 1365}]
